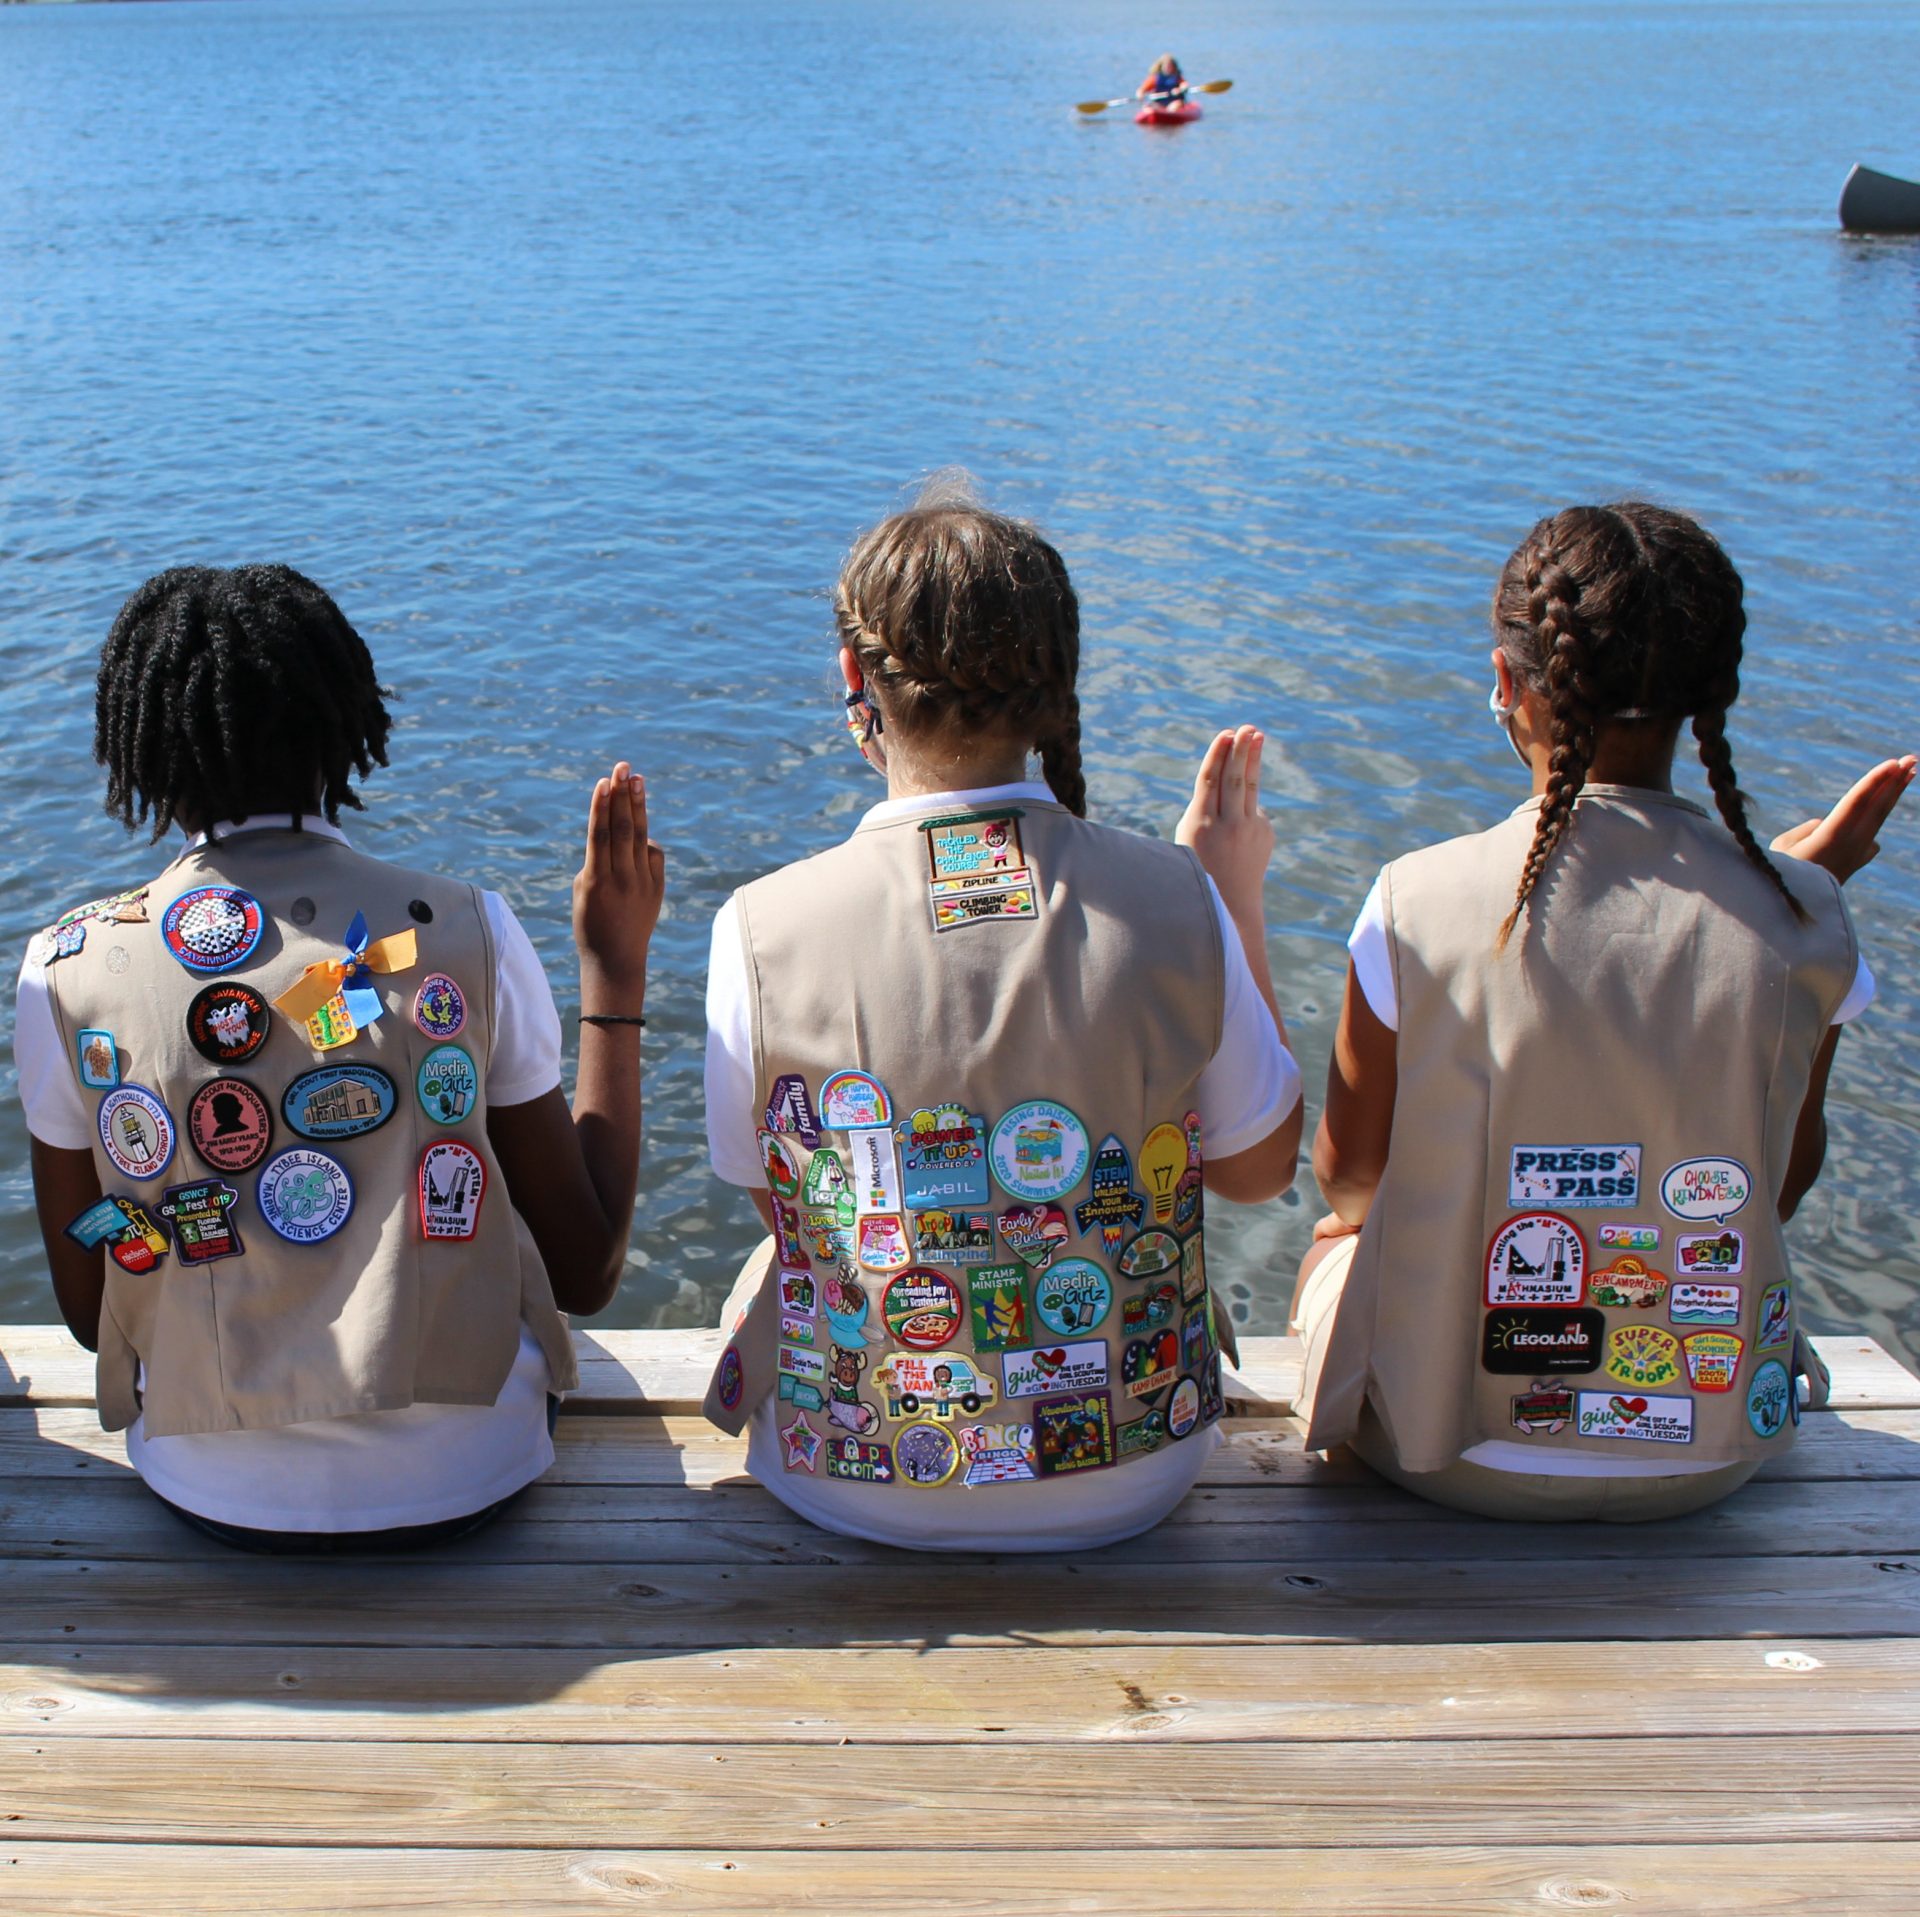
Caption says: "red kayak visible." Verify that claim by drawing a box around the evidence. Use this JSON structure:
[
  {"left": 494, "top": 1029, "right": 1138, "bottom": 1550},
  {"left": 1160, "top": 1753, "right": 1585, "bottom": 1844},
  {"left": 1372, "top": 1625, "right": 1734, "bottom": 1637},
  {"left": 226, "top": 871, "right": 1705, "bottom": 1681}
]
[{"left": 1136, "top": 98, "right": 1203, "bottom": 126}]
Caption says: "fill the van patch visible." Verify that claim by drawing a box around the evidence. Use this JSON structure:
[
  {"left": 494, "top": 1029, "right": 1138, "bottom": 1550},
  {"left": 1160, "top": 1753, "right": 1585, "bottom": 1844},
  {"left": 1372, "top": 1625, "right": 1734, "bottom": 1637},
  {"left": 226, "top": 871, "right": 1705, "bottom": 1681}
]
[{"left": 1509, "top": 1144, "right": 1640, "bottom": 1209}]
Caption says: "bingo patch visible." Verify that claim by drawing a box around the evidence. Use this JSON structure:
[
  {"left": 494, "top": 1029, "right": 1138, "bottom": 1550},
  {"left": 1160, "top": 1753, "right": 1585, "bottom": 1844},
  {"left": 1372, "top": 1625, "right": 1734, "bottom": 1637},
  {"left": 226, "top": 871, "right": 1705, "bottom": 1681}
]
[
  {"left": 1508, "top": 1144, "right": 1640, "bottom": 1209},
  {"left": 76, "top": 1029, "right": 119, "bottom": 1091},
  {"left": 929, "top": 866, "right": 1040, "bottom": 932},
  {"left": 1587, "top": 1256, "right": 1669, "bottom": 1310},
  {"left": 187, "top": 981, "right": 271, "bottom": 1065},
  {"left": 420, "top": 1139, "right": 486, "bottom": 1240},
  {"left": 283, "top": 1064, "right": 398, "bottom": 1142},
  {"left": 256, "top": 1147, "right": 354, "bottom": 1245},
  {"left": 1485, "top": 1213, "right": 1585, "bottom": 1306},
  {"left": 161, "top": 887, "right": 264, "bottom": 974},
  {"left": 1604, "top": 1324, "right": 1684, "bottom": 1389},
  {"left": 882, "top": 1269, "right": 965, "bottom": 1350},
  {"left": 99, "top": 1086, "right": 176, "bottom": 1182},
  {"left": 1074, "top": 1133, "right": 1146, "bottom": 1253},
  {"left": 1033, "top": 1389, "right": 1115, "bottom": 1475},
  {"left": 157, "top": 1178, "right": 243, "bottom": 1265},
  {"left": 988, "top": 1100, "right": 1090, "bottom": 1202},
  {"left": 417, "top": 1044, "right": 478, "bottom": 1124},
  {"left": 1510, "top": 1380, "right": 1575, "bottom": 1435},
  {"left": 1003, "top": 1339, "right": 1108, "bottom": 1398},
  {"left": 412, "top": 973, "right": 468, "bottom": 1040},
  {"left": 897, "top": 1105, "right": 990, "bottom": 1207},
  {"left": 874, "top": 1351, "right": 998, "bottom": 1418},
  {"left": 921, "top": 809, "right": 1024, "bottom": 880},
  {"left": 1032, "top": 1257, "right": 1112, "bottom": 1337},
  {"left": 1576, "top": 1391, "right": 1694, "bottom": 1444},
  {"left": 819, "top": 1070, "right": 891, "bottom": 1129},
  {"left": 1746, "top": 1359, "right": 1792, "bottom": 1439},
  {"left": 1481, "top": 1307, "right": 1605, "bottom": 1374},
  {"left": 894, "top": 1419, "right": 963, "bottom": 1487},
  {"left": 959, "top": 1420, "right": 1039, "bottom": 1485},
  {"left": 187, "top": 1078, "right": 274, "bottom": 1174},
  {"left": 1660, "top": 1156, "right": 1752, "bottom": 1224}
]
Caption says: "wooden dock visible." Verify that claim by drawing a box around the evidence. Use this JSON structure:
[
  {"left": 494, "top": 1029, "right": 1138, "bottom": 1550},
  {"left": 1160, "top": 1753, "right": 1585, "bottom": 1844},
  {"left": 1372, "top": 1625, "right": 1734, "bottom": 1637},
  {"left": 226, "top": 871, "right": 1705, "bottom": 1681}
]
[{"left": 3, "top": 1322, "right": 1920, "bottom": 1913}]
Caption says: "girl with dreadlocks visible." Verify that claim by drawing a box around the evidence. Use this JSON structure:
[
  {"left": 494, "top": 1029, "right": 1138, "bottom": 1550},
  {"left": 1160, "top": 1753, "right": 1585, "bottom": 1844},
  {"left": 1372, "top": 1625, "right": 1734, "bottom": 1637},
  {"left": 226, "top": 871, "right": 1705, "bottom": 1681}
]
[
  {"left": 16, "top": 565, "right": 664, "bottom": 1549},
  {"left": 700, "top": 479, "right": 1303, "bottom": 1549},
  {"left": 1293, "top": 503, "right": 1911, "bottom": 1520}
]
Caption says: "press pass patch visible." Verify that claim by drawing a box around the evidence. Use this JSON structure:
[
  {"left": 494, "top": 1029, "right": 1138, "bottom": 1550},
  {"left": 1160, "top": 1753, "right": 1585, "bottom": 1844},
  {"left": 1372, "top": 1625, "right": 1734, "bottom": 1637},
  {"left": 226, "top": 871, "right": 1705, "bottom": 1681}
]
[{"left": 1509, "top": 1144, "right": 1640, "bottom": 1209}]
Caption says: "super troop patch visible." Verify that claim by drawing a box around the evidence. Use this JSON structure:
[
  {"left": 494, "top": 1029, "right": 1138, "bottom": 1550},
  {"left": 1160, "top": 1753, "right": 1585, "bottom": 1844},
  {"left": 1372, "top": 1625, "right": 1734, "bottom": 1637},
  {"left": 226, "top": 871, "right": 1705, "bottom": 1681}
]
[{"left": 1508, "top": 1144, "right": 1640, "bottom": 1209}]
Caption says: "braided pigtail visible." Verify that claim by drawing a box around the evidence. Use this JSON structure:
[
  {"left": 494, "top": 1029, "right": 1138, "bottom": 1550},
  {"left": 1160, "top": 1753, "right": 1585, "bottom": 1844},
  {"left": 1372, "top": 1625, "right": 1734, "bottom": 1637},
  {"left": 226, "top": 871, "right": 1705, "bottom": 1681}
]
[
  {"left": 1693, "top": 705, "right": 1810, "bottom": 922},
  {"left": 1038, "top": 688, "right": 1088, "bottom": 818},
  {"left": 1496, "top": 551, "right": 1597, "bottom": 949}
]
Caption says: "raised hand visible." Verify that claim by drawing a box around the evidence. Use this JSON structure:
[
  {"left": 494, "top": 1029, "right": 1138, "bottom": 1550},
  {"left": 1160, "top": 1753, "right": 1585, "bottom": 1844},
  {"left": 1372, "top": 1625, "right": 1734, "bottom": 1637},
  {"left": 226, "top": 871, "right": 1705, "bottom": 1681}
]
[
  {"left": 1176, "top": 725, "right": 1275, "bottom": 925},
  {"left": 572, "top": 761, "right": 666, "bottom": 1006},
  {"left": 1772, "top": 756, "right": 1916, "bottom": 884}
]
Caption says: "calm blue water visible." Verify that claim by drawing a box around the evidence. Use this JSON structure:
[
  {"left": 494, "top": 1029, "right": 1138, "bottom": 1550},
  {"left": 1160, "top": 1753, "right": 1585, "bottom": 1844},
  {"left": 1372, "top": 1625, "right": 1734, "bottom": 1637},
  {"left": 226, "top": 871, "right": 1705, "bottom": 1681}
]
[{"left": 3, "top": 0, "right": 1919, "bottom": 1362}]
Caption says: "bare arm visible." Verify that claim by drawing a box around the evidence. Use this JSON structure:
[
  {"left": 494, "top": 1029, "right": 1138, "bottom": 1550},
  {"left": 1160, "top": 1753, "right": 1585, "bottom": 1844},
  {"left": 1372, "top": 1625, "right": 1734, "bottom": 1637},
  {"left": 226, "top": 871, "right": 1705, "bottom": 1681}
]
[
  {"left": 1779, "top": 1025, "right": 1842, "bottom": 1223},
  {"left": 29, "top": 1137, "right": 108, "bottom": 1350},
  {"left": 1312, "top": 960, "right": 1398, "bottom": 1230},
  {"left": 489, "top": 762, "right": 665, "bottom": 1316}
]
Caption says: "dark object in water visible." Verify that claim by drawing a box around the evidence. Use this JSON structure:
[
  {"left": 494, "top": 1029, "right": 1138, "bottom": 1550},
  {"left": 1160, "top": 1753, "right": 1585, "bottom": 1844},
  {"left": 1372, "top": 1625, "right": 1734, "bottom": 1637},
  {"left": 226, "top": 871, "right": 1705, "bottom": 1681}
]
[{"left": 1838, "top": 162, "right": 1920, "bottom": 234}]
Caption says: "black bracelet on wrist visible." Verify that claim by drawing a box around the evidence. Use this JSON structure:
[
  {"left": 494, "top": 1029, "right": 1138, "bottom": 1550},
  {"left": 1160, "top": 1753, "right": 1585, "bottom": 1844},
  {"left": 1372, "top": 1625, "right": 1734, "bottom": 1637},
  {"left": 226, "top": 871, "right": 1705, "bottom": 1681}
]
[{"left": 580, "top": 1013, "right": 647, "bottom": 1028}]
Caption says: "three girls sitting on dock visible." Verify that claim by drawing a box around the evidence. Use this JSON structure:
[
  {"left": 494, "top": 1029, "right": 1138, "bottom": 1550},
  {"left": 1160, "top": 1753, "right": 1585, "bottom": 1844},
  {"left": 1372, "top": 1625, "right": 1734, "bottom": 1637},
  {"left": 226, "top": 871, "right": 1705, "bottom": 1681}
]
[{"left": 15, "top": 495, "right": 1911, "bottom": 1549}]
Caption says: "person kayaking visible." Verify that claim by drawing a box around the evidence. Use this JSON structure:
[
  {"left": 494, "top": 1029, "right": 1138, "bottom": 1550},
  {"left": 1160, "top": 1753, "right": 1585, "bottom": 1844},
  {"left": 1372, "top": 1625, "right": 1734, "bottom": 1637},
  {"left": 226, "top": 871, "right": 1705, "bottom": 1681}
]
[{"left": 1138, "top": 54, "right": 1187, "bottom": 104}]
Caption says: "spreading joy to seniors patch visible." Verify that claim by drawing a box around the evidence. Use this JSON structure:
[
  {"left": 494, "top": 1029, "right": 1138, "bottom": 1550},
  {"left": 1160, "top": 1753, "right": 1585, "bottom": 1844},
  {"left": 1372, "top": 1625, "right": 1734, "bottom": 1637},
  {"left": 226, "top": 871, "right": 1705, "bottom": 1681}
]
[{"left": 1508, "top": 1144, "right": 1640, "bottom": 1209}]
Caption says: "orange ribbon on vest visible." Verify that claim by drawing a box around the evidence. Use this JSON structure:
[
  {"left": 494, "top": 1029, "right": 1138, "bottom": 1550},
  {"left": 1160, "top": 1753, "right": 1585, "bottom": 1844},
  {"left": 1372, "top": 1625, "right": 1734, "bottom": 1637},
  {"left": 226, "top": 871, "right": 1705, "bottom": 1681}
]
[{"left": 272, "top": 911, "right": 418, "bottom": 1037}]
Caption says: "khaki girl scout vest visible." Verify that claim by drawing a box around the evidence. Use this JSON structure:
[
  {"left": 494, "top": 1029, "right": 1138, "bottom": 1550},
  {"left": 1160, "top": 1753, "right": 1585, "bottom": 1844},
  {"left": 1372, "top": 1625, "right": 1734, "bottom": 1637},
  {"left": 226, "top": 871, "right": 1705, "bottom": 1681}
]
[
  {"left": 36, "top": 827, "right": 577, "bottom": 1438},
  {"left": 703, "top": 798, "right": 1234, "bottom": 1496},
  {"left": 1300, "top": 787, "right": 1857, "bottom": 1473}
]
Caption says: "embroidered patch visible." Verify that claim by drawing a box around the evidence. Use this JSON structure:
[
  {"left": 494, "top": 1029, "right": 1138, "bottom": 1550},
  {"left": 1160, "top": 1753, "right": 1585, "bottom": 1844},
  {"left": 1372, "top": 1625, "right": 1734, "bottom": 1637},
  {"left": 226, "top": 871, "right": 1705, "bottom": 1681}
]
[
  {"left": 779, "top": 1269, "right": 818, "bottom": 1316},
  {"left": 772, "top": 1199, "right": 809, "bottom": 1272},
  {"left": 929, "top": 867, "right": 1040, "bottom": 931},
  {"left": 764, "top": 1074, "right": 822, "bottom": 1147},
  {"left": 882, "top": 1269, "right": 965, "bottom": 1350},
  {"left": 758, "top": 1129, "right": 802, "bottom": 1200},
  {"left": 187, "top": 981, "right": 271, "bottom": 1065},
  {"left": 1683, "top": 1331, "right": 1745, "bottom": 1392},
  {"left": 1118, "top": 1409, "right": 1171, "bottom": 1457},
  {"left": 959, "top": 1419, "right": 1039, "bottom": 1484},
  {"left": 1179, "top": 1234, "right": 1208, "bottom": 1304},
  {"left": 1121, "top": 1328, "right": 1181, "bottom": 1400},
  {"left": 1126, "top": 1282, "right": 1180, "bottom": 1335},
  {"left": 1676, "top": 1230, "right": 1745, "bottom": 1276},
  {"left": 419, "top": 1139, "right": 486, "bottom": 1239},
  {"left": 1598, "top": 1222, "right": 1661, "bottom": 1252},
  {"left": 856, "top": 1212, "right": 910, "bottom": 1273},
  {"left": 968, "top": 1265, "right": 1030, "bottom": 1350},
  {"left": 99, "top": 1086, "right": 176, "bottom": 1182},
  {"left": 874, "top": 1352, "right": 998, "bottom": 1419},
  {"left": 824, "top": 1342, "right": 880, "bottom": 1434},
  {"left": 1756, "top": 1282, "right": 1792, "bottom": 1350},
  {"left": 417, "top": 1043, "right": 478, "bottom": 1124},
  {"left": 824, "top": 1437, "right": 893, "bottom": 1483},
  {"left": 1034, "top": 1389, "right": 1116, "bottom": 1474},
  {"left": 821, "top": 1270, "right": 878, "bottom": 1346},
  {"left": 1166, "top": 1376, "right": 1202, "bottom": 1440},
  {"left": 997, "top": 1202, "right": 1070, "bottom": 1271},
  {"left": 186, "top": 1078, "right": 273, "bottom": 1174},
  {"left": 847, "top": 1126, "right": 904, "bottom": 1216},
  {"left": 897, "top": 1106, "right": 990, "bottom": 1208},
  {"left": 65, "top": 1197, "right": 141, "bottom": 1250},
  {"left": 256, "top": 1147, "right": 354, "bottom": 1245},
  {"left": 1481, "top": 1307, "right": 1605, "bottom": 1374},
  {"left": 819, "top": 1070, "right": 891, "bottom": 1129},
  {"left": 923, "top": 811, "right": 1024, "bottom": 880},
  {"left": 284, "top": 1064, "right": 399, "bottom": 1143},
  {"left": 1670, "top": 1282, "right": 1742, "bottom": 1326},
  {"left": 73, "top": 1028, "right": 119, "bottom": 1092},
  {"left": 1074, "top": 1134, "right": 1147, "bottom": 1253},
  {"left": 161, "top": 887, "right": 264, "bottom": 974},
  {"left": 105, "top": 1199, "right": 170, "bottom": 1273},
  {"left": 1508, "top": 1144, "right": 1641, "bottom": 1210},
  {"left": 1119, "top": 1228, "right": 1182, "bottom": 1280},
  {"left": 1746, "top": 1359, "right": 1792, "bottom": 1439},
  {"left": 717, "top": 1344, "right": 746, "bottom": 1412},
  {"left": 304, "top": 994, "right": 359, "bottom": 1051},
  {"left": 780, "top": 1343, "right": 829, "bottom": 1386},
  {"left": 780, "top": 1412, "right": 821, "bottom": 1471},
  {"left": 1510, "top": 1380, "right": 1575, "bottom": 1435},
  {"left": 1604, "top": 1324, "right": 1683, "bottom": 1389},
  {"left": 912, "top": 1208, "right": 994, "bottom": 1266},
  {"left": 157, "top": 1178, "right": 244, "bottom": 1265},
  {"left": 1032, "top": 1257, "right": 1113, "bottom": 1337},
  {"left": 802, "top": 1148, "right": 854, "bottom": 1220},
  {"left": 1587, "top": 1256, "right": 1669, "bottom": 1311},
  {"left": 1199, "top": 1352, "right": 1225, "bottom": 1424},
  {"left": 1138, "top": 1123, "right": 1190, "bottom": 1226},
  {"left": 1485, "top": 1214, "right": 1586, "bottom": 1306},
  {"left": 1659, "top": 1156, "right": 1753, "bottom": 1224},
  {"left": 1576, "top": 1391, "right": 1693, "bottom": 1443},
  {"left": 1003, "top": 1339, "right": 1108, "bottom": 1398},
  {"left": 412, "top": 974, "right": 468, "bottom": 1040},
  {"left": 987, "top": 1100, "right": 1091, "bottom": 1203},
  {"left": 895, "top": 1419, "right": 962, "bottom": 1487}
]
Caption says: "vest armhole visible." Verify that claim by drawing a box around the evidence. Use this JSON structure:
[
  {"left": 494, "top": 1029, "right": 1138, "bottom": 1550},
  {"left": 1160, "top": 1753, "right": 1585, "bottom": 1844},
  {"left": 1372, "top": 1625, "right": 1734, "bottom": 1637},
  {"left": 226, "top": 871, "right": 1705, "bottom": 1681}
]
[
  {"left": 733, "top": 891, "right": 768, "bottom": 1115},
  {"left": 1173, "top": 844, "right": 1226, "bottom": 1059},
  {"left": 468, "top": 880, "right": 500, "bottom": 1081}
]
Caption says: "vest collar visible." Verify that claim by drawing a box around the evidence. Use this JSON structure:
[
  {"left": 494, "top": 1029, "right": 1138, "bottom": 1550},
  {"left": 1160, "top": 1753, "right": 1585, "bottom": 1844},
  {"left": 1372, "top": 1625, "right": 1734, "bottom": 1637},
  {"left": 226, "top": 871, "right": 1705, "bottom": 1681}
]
[
  {"left": 1509, "top": 782, "right": 1710, "bottom": 823},
  {"left": 186, "top": 814, "right": 351, "bottom": 850},
  {"left": 853, "top": 779, "right": 1065, "bottom": 836}
]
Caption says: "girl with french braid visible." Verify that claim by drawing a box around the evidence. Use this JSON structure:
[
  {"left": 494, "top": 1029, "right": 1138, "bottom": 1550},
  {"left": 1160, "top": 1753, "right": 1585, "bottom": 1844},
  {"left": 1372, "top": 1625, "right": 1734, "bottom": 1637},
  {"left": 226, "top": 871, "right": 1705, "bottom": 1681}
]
[
  {"left": 700, "top": 474, "right": 1303, "bottom": 1551},
  {"left": 1294, "top": 502, "right": 1912, "bottom": 1522}
]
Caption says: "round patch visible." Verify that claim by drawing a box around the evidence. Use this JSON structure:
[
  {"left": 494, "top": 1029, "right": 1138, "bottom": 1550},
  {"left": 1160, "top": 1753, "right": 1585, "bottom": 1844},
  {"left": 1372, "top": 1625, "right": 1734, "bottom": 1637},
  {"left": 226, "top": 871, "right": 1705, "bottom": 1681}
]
[
  {"left": 716, "top": 1344, "right": 745, "bottom": 1412},
  {"left": 417, "top": 1043, "right": 478, "bottom": 1124},
  {"left": 1033, "top": 1257, "right": 1113, "bottom": 1337},
  {"left": 882, "top": 1269, "right": 964, "bottom": 1351},
  {"left": 187, "top": 981, "right": 271, "bottom": 1065},
  {"left": 895, "top": 1419, "right": 961, "bottom": 1488},
  {"left": 187, "top": 1078, "right": 273, "bottom": 1174},
  {"left": 283, "top": 1064, "right": 399, "bottom": 1142},
  {"left": 1117, "top": 1229, "right": 1181, "bottom": 1279},
  {"left": 988, "top": 1099, "right": 1091, "bottom": 1202},
  {"left": 412, "top": 973, "right": 468, "bottom": 1040},
  {"left": 1167, "top": 1375, "right": 1202, "bottom": 1439},
  {"left": 256, "top": 1148, "right": 354, "bottom": 1245},
  {"left": 160, "top": 887, "right": 264, "bottom": 974},
  {"left": 1747, "top": 1358, "right": 1792, "bottom": 1440},
  {"left": 1485, "top": 1213, "right": 1588, "bottom": 1307},
  {"left": 98, "top": 1086, "right": 176, "bottom": 1182},
  {"left": 419, "top": 1139, "right": 487, "bottom": 1240}
]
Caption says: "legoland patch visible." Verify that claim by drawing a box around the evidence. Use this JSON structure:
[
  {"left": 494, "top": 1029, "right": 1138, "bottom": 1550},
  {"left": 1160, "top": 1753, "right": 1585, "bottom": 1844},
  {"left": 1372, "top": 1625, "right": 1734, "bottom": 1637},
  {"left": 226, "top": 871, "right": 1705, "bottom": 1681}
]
[
  {"left": 1481, "top": 1307, "right": 1605, "bottom": 1374},
  {"left": 1508, "top": 1143, "right": 1640, "bottom": 1209}
]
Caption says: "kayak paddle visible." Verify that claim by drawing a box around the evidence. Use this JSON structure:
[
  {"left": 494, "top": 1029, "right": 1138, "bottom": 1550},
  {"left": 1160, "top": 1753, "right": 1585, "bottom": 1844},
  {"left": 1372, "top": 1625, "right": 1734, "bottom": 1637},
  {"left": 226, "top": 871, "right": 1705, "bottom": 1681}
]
[{"left": 1075, "top": 79, "right": 1232, "bottom": 114}]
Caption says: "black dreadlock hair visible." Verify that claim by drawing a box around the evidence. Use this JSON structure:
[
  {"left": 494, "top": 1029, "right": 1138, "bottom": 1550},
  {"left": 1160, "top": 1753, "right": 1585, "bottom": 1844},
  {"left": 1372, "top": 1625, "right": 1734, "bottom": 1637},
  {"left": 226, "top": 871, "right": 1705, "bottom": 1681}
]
[{"left": 94, "top": 564, "right": 392, "bottom": 840}]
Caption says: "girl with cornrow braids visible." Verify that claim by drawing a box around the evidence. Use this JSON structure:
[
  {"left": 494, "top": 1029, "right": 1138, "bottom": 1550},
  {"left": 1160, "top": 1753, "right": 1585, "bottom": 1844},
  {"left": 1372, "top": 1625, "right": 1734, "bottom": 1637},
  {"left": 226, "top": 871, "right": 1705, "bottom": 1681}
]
[
  {"left": 701, "top": 475, "right": 1303, "bottom": 1550},
  {"left": 18, "top": 565, "right": 664, "bottom": 1550},
  {"left": 1293, "top": 502, "right": 1913, "bottom": 1522}
]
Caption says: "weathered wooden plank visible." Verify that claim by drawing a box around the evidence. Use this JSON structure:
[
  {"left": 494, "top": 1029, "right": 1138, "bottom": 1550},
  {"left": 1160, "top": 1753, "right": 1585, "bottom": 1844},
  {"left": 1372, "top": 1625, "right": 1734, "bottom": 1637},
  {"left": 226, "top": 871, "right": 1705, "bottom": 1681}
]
[
  {"left": 4, "top": 1844, "right": 1918, "bottom": 1916},
  {"left": 5, "top": 1474, "right": 1919, "bottom": 1565},
  {"left": 3, "top": 1636, "right": 1904, "bottom": 1745},
  {"left": 1, "top": 1553, "right": 1917, "bottom": 1649},
  {"left": 6, "top": 1733, "right": 1919, "bottom": 1848}
]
